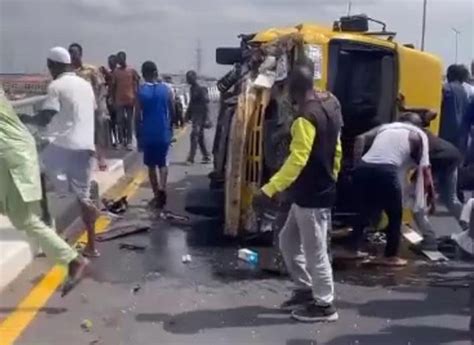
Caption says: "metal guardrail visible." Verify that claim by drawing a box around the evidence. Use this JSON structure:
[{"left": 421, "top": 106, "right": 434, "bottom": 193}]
[{"left": 11, "top": 95, "right": 47, "bottom": 115}]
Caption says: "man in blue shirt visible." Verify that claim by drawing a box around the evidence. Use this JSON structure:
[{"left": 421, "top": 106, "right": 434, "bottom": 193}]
[{"left": 136, "top": 61, "right": 174, "bottom": 209}]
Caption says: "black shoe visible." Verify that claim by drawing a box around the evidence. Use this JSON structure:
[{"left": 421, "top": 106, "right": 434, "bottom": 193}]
[
  {"left": 291, "top": 302, "right": 339, "bottom": 323},
  {"left": 418, "top": 238, "right": 439, "bottom": 251},
  {"left": 280, "top": 289, "right": 314, "bottom": 311}
]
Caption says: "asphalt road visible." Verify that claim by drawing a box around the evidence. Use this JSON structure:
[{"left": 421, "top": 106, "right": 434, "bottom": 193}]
[{"left": 0, "top": 104, "right": 472, "bottom": 345}]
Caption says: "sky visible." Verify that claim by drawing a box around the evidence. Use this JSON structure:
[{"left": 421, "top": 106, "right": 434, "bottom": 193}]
[{"left": 0, "top": 0, "right": 472, "bottom": 77}]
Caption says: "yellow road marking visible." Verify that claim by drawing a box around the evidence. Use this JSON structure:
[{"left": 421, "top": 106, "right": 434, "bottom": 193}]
[{"left": 0, "top": 170, "right": 147, "bottom": 345}]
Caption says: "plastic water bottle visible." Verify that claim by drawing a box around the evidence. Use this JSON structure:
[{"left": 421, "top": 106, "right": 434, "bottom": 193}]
[{"left": 238, "top": 249, "right": 259, "bottom": 264}]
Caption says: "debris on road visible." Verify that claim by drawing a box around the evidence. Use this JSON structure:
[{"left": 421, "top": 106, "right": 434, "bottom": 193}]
[
  {"left": 102, "top": 196, "right": 128, "bottom": 215},
  {"left": 181, "top": 254, "right": 192, "bottom": 263},
  {"left": 160, "top": 210, "right": 191, "bottom": 226},
  {"left": 89, "top": 338, "right": 102, "bottom": 345},
  {"left": 131, "top": 284, "right": 142, "bottom": 294},
  {"left": 80, "top": 319, "right": 93, "bottom": 332},
  {"left": 97, "top": 223, "right": 150, "bottom": 242},
  {"left": 238, "top": 248, "right": 259, "bottom": 264},
  {"left": 119, "top": 243, "right": 147, "bottom": 251}
]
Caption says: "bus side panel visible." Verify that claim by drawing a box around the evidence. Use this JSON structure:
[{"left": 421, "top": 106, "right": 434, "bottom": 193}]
[{"left": 398, "top": 46, "right": 443, "bottom": 135}]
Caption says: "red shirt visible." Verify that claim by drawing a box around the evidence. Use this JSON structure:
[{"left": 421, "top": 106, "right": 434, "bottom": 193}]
[{"left": 113, "top": 67, "right": 139, "bottom": 106}]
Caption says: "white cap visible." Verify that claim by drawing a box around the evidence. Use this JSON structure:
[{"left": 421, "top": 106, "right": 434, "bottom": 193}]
[{"left": 47, "top": 46, "right": 71, "bottom": 64}]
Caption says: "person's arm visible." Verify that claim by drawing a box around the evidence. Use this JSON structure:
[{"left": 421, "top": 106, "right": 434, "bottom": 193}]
[
  {"left": 167, "top": 88, "right": 175, "bottom": 127},
  {"left": 460, "top": 102, "right": 474, "bottom": 156},
  {"left": 133, "top": 69, "right": 140, "bottom": 95},
  {"left": 333, "top": 135, "right": 343, "bottom": 179},
  {"left": 261, "top": 117, "right": 316, "bottom": 197},
  {"left": 20, "top": 84, "right": 60, "bottom": 126},
  {"left": 353, "top": 126, "right": 381, "bottom": 163},
  {"left": 409, "top": 131, "right": 436, "bottom": 213}
]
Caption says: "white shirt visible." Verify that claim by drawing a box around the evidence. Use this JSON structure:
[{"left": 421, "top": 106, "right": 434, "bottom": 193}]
[
  {"left": 42, "top": 72, "right": 96, "bottom": 151},
  {"left": 362, "top": 122, "right": 430, "bottom": 168}
]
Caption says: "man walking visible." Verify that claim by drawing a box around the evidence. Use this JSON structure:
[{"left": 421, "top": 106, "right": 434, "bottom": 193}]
[
  {"left": 136, "top": 61, "right": 174, "bottom": 209},
  {"left": 112, "top": 51, "right": 140, "bottom": 150},
  {"left": 69, "top": 43, "right": 108, "bottom": 171},
  {"left": 23, "top": 47, "right": 101, "bottom": 258},
  {"left": 1, "top": 85, "right": 88, "bottom": 297},
  {"left": 185, "top": 70, "right": 211, "bottom": 164},
  {"left": 253, "top": 59, "right": 343, "bottom": 322}
]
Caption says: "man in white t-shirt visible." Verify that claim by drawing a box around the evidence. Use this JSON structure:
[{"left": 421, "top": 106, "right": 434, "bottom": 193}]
[
  {"left": 23, "top": 47, "right": 100, "bottom": 258},
  {"left": 341, "top": 113, "right": 434, "bottom": 267}
]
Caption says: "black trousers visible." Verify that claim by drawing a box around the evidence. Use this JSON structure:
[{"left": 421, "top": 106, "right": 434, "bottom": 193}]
[{"left": 350, "top": 163, "right": 402, "bottom": 257}]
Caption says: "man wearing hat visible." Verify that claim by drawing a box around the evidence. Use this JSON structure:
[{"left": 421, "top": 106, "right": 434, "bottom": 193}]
[
  {"left": 1, "top": 84, "right": 88, "bottom": 297},
  {"left": 22, "top": 47, "right": 100, "bottom": 259}
]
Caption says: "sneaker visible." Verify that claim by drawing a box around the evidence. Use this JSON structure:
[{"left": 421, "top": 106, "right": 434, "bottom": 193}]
[
  {"left": 280, "top": 289, "right": 314, "bottom": 311},
  {"left": 202, "top": 157, "right": 212, "bottom": 164},
  {"left": 291, "top": 302, "right": 339, "bottom": 323},
  {"left": 186, "top": 160, "right": 194, "bottom": 166}
]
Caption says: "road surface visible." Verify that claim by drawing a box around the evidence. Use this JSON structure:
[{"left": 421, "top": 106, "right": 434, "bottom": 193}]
[{"left": 0, "top": 105, "right": 472, "bottom": 345}]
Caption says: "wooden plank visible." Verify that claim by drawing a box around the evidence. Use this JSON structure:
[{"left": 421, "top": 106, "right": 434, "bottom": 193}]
[{"left": 401, "top": 224, "right": 449, "bottom": 262}]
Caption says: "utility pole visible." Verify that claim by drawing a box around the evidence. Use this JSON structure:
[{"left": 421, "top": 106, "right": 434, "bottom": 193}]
[
  {"left": 452, "top": 27, "right": 461, "bottom": 63},
  {"left": 347, "top": 1, "right": 352, "bottom": 16},
  {"left": 196, "top": 39, "right": 202, "bottom": 76},
  {"left": 421, "top": 0, "right": 427, "bottom": 51}
]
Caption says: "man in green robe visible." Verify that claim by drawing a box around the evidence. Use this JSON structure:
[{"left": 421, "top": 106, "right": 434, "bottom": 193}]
[{"left": 0, "top": 87, "right": 88, "bottom": 296}]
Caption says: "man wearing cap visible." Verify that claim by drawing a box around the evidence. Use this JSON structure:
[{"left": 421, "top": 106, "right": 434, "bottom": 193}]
[
  {"left": 21, "top": 47, "right": 100, "bottom": 258},
  {"left": 2, "top": 85, "right": 88, "bottom": 297}
]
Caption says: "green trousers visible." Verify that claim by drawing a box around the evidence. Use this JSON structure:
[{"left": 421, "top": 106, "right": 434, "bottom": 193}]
[{"left": 0, "top": 167, "right": 77, "bottom": 266}]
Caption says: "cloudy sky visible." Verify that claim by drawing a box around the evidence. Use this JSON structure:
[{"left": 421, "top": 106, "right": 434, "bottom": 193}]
[{"left": 0, "top": 0, "right": 472, "bottom": 76}]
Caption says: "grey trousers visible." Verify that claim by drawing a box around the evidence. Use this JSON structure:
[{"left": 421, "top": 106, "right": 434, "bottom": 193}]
[
  {"left": 279, "top": 204, "right": 335, "bottom": 305},
  {"left": 188, "top": 123, "right": 209, "bottom": 162}
]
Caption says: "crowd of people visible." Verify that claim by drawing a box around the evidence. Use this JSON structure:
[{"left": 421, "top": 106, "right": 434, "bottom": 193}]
[
  {"left": 1, "top": 42, "right": 473, "bottom": 324},
  {"left": 253, "top": 59, "right": 474, "bottom": 322},
  {"left": 0, "top": 44, "right": 212, "bottom": 296}
]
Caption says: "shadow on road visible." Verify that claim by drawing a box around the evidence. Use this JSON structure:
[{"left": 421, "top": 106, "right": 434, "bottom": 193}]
[
  {"left": 136, "top": 306, "right": 293, "bottom": 334},
  {"left": 325, "top": 325, "right": 470, "bottom": 345}
]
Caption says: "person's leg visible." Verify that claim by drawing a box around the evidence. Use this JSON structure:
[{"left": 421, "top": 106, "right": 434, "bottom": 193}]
[
  {"left": 125, "top": 106, "right": 134, "bottom": 149},
  {"left": 115, "top": 106, "right": 126, "bottom": 146},
  {"left": 380, "top": 169, "right": 405, "bottom": 263},
  {"left": 95, "top": 112, "right": 108, "bottom": 171},
  {"left": 148, "top": 166, "right": 160, "bottom": 199},
  {"left": 198, "top": 126, "right": 210, "bottom": 162},
  {"left": 291, "top": 206, "right": 338, "bottom": 322},
  {"left": 69, "top": 150, "right": 100, "bottom": 257},
  {"left": 278, "top": 204, "right": 314, "bottom": 310},
  {"left": 412, "top": 210, "right": 438, "bottom": 249},
  {"left": 439, "top": 166, "right": 463, "bottom": 219},
  {"left": 187, "top": 124, "right": 199, "bottom": 163}
]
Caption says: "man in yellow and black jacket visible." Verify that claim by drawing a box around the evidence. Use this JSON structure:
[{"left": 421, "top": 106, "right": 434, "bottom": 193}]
[{"left": 253, "top": 58, "right": 342, "bottom": 323}]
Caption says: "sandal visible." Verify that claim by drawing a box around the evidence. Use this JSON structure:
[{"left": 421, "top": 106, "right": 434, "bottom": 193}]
[{"left": 82, "top": 249, "right": 101, "bottom": 258}]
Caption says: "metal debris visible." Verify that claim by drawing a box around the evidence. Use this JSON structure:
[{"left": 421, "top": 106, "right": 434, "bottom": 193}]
[
  {"left": 119, "top": 243, "right": 147, "bottom": 251},
  {"left": 131, "top": 284, "right": 142, "bottom": 294},
  {"left": 182, "top": 254, "right": 192, "bottom": 263}
]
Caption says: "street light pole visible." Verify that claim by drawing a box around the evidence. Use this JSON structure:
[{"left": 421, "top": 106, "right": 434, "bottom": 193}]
[
  {"left": 452, "top": 27, "right": 461, "bottom": 63},
  {"left": 421, "top": 0, "right": 427, "bottom": 51}
]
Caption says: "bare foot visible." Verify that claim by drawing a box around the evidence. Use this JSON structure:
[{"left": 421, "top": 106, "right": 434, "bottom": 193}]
[
  {"left": 371, "top": 256, "right": 408, "bottom": 267},
  {"left": 62, "top": 256, "right": 90, "bottom": 297}
]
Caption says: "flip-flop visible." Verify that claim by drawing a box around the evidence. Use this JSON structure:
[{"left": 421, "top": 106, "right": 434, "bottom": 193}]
[
  {"left": 61, "top": 257, "right": 90, "bottom": 297},
  {"left": 82, "top": 249, "right": 101, "bottom": 258}
]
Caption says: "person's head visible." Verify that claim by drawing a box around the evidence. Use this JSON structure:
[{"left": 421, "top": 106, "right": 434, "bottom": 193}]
[
  {"left": 186, "top": 70, "right": 197, "bottom": 85},
  {"left": 163, "top": 75, "right": 173, "bottom": 83},
  {"left": 141, "top": 61, "right": 158, "bottom": 82},
  {"left": 288, "top": 57, "right": 315, "bottom": 103},
  {"left": 108, "top": 54, "right": 117, "bottom": 71},
  {"left": 47, "top": 46, "right": 71, "bottom": 79},
  {"left": 68, "top": 43, "right": 83, "bottom": 67},
  {"left": 458, "top": 64, "right": 470, "bottom": 83},
  {"left": 117, "top": 51, "right": 127, "bottom": 67},
  {"left": 446, "top": 64, "right": 462, "bottom": 83},
  {"left": 399, "top": 112, "right": 423, "bottom": 128}
]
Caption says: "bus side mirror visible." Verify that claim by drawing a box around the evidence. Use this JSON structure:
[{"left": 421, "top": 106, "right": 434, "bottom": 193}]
[{"left": 216, "top": 47, "right": 243, "bottom": 65}]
